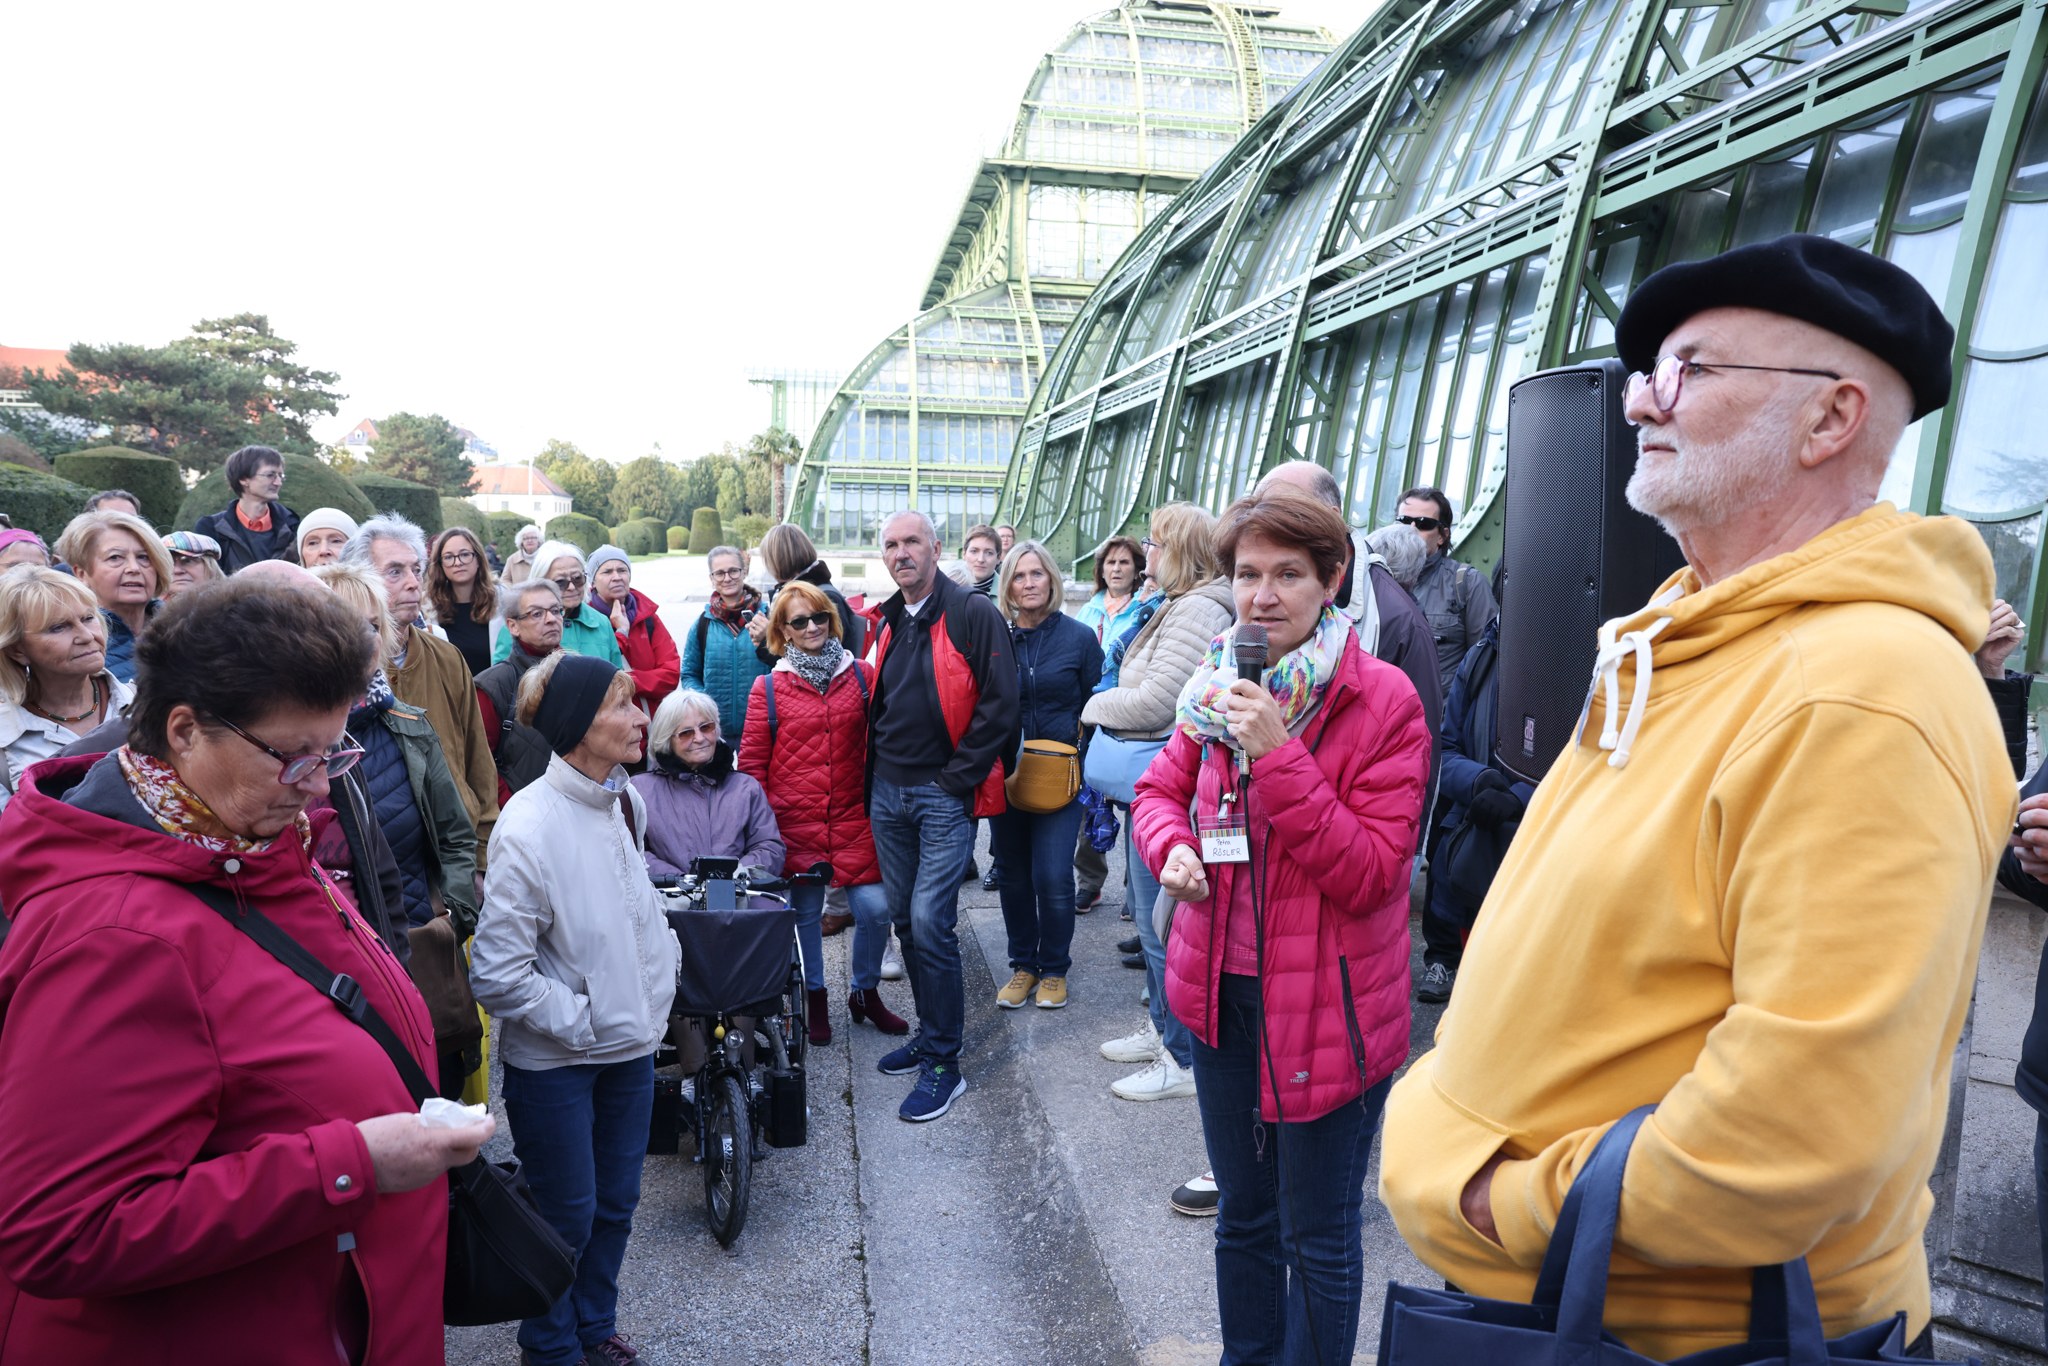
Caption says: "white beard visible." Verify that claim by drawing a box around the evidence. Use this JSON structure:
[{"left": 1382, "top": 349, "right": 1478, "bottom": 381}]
[{"left": 1626, "top": 389, "right": 1804, "bottom": 532}]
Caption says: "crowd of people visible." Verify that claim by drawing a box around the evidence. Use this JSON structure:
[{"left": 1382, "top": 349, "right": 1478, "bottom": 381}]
[{"left": 0, "top": 232, "right": 2042, "bottom": 1365}]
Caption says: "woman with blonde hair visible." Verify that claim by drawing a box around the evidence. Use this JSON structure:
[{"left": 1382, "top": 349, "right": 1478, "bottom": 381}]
[
  {"left": 0, "top": 566, "right": 134, "bottom": 812},
  {"left": 739, "top": 580, "right": 906, "bottom": 1042},
  {"left": 1081, "top": 500, "right": 1233, "bottom": 1104},
  {"left": 426, "top": 525, "right": 500, "bottom": 676},
  {"left": 989, "top": 542, "right": 1101, "bottom": 1012},
  {"left": 54, "top": 509, "right": 173, "bottom": 684}
]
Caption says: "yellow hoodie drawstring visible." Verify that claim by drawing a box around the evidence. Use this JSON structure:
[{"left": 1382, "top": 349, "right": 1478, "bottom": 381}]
[{"left": 1590, "top": 586, "right": 1684, "bottom": 770}]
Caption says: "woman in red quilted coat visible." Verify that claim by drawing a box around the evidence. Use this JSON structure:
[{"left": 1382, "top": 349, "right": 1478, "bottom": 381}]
[
  {"left": 739, "top": 581, "right": 907, "bottom": 1043},
  {"left": 1132, "top": 486, "right": 1431, "bottom": 1366}
]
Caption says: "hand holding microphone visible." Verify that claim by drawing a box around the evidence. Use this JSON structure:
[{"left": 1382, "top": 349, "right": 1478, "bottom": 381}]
[{"left": 1226, "top": 624, "right": 1287, "bottom": 764}]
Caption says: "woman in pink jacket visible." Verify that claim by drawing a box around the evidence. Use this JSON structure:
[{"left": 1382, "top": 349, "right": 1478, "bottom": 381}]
[{"left": 1133, "top": 484, "right": 1432, "bottom": 1366}]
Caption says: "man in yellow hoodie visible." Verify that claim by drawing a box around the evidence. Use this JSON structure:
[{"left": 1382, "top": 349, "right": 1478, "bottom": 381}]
[{"left": 1379, "top": 233, "right": 2017, "bottom": 1359}]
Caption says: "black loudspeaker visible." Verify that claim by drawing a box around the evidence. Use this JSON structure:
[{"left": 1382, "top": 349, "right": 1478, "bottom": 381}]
[{"left": 1495, "top": 358, "right": 1685, "bottom": 786}]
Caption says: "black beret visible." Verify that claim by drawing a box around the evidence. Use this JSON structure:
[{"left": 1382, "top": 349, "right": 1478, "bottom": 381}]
[{"left": 1615, "top": 233, "right": 1955, "bottom": 421}]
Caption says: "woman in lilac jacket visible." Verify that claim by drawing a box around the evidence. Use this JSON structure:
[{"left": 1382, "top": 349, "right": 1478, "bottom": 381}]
[
  {"left": 631, "top": 687, "right": 784, "bottom": 881},
  {"left": 1132, "top": 484, "right": 1432, "bottom": 1366}
]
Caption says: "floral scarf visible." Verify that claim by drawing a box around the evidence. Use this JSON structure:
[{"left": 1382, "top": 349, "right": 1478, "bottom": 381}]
[
  {"left": 1176, "top": 607, "right": 1351, "bottom": 748},
  {"left": 118, "top": 745, "right": 312, "bottom": 856},
  {"left": 785, "top": 639, "right": 845, "bottom": 694}
]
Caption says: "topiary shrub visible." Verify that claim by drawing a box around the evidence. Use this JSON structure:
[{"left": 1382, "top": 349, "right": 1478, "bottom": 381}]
[
  {"left": 666, "top": 525, "right": 688, "bottom": 552},
  {"left": 439, "top": 497, "right": 489, "bottom": 538},
  {"left": 54, "top": 447, "right": 185, "bottom": 529},
  {"left": 176, "top": 452, "right": 376, "bottom": 531},
  {"left": 612, "top": 520, "right": 662, "bottom": 557},
  {"left": 0, "top": 433, "right": 52, "bottom": 472},
  {"left": 0, "top": 465, "right": 97, "bottom": 542},
  {"left": 687, "top": 507, "right": 724, "bottom": 554},
  {"left": 629, "top": 517, "right": 667, "bottom": 553},
  {"left": 486, "top": 511, "right": 528, "bottom": 553},
  {"left": 730, "top": 513, "right": 770, "bottom": 551},
  {"left": 352, "top": 474, "right": 442, "bottom": 537},
  {"left": 544, "top": 511, "right": 607, "bottom": 557}
]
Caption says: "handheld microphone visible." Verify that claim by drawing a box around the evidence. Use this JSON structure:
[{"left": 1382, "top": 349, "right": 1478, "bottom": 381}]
[{"left": 1232, "top": 625, "right": 1268, "bottom": 778}]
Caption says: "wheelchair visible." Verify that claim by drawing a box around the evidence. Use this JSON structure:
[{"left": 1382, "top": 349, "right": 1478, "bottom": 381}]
[{"left": 647, "top": 856, "right": 830, "bottom": 1247}]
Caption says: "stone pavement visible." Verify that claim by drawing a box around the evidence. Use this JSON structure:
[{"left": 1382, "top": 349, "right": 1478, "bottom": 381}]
[{"left": 447, "top": 824, "right": 1443, "bottom": 1365}]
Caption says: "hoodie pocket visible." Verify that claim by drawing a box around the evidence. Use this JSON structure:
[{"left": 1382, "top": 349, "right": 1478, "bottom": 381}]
[{"left": 1378, "top": 1056, "right": 1523, "bottom": 1288}]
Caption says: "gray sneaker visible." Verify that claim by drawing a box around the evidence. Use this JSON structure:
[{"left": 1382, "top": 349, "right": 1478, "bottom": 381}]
[{"left": 1416, "top": 961, "right": 1456, "bottom": 1004}]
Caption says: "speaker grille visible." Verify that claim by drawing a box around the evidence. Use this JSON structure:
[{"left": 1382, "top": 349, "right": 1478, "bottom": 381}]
[{"left": 1496, "top": 360, "right": 1683, "bottom": 785}]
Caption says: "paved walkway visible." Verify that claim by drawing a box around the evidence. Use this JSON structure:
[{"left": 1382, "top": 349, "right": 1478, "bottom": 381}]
[{"left": 447, "top": 824, "right": 1442, "bottom": 1365}]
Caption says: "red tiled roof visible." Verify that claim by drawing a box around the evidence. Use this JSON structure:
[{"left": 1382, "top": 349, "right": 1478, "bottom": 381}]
[
  {"left": 0, "top": 345, "right": 74, "bottom": 385},
  {"left": 470, "top": 463, "right": 569, "bottom": 498}
]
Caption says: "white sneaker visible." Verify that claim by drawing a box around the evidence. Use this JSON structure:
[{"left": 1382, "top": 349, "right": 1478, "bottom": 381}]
[
  {"left": 1099, "top": 1021, "right": 1162, "bottom": 1064},
  {"left": 880, "top": 938, "right": 905, "bottom": 981},
  {"left": 1111, "top": 1054, "right": 1196, "bottom": 1102}
]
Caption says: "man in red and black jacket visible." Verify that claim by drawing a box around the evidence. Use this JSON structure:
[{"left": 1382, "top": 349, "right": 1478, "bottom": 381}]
[{"left": 865, "top": 510, "right": 1018, "bottom": 1123}]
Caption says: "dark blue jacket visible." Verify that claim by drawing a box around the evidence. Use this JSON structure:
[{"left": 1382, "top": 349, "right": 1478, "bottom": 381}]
[
  {"left": 99, "top": 604, "right": 158, "bottom": 685},
  {"left": 351, "top": 706, "right": 431, "bottom": 929},
  {"left": 1435, "top": 620, "right": 1534, "bottom": 826},
  {"left": 1008, "top": 612, "right": 1102, "bottom": 769},
  {"left": 2000, "top": 678, "right": 2048, "bottom": 1110}
]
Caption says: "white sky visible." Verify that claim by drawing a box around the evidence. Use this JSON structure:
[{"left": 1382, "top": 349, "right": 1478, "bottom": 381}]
[{"left": 9, "top": 1, "right": 1377, "bottom": 467}]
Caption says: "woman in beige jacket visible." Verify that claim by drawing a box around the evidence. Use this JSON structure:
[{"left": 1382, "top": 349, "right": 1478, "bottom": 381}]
[{"left": 1081, "top": 501, "right": 1234, "bottom": 1104}]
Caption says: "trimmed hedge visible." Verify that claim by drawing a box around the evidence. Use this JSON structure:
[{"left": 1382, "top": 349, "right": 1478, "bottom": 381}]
[
  {"left": 612, "top": 517, "right": 668, "bottom": 557},
  {"left": 687, "top": 507, "right": 724, "bottom": 554},
  {"left": 352, "top": 474, "right": 442, "bottom": 537},
  {"left": 439, "top": 497, "right": 489, "bottom": 538},
  {"left": 485, "top": 511, "right": 528, "bottom": 553},
  {"left": 0, "top": 464, "right": 96, "bottom": 543},
  {"left": 665, "top": 525, "right": 688, "bottom": 552},
  {"left": 53, "top": 447, "right": 185, "bottom": 530},
  {"left": 176, "top": 453, "right": 374, "bottom": 532},
  {"left": 730, "top": 513, "right": 769, "bottom": 550},
  {"left": 544, "top": 512, "right": 608, "bottom": 556}
]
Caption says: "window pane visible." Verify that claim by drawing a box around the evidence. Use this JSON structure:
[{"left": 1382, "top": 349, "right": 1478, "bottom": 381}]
[
  {"left": 1972, "top": 514, "right": 2043, "bottom": 622},
  {"left": 1809, "top": 108, "right": 1908, "bottom": 244},
  {"left": 1972, "top": 199, "right": 2048, "bottom": 353},
  {"left": 1946, "top": 354, "right": 2048, "bottom": 514},
  {"left": 1731, "top": 147, "right": 1813, "bottom": 245},
  {"left": 1895, "top": 78, "right": 1999, "bottom": 230}
]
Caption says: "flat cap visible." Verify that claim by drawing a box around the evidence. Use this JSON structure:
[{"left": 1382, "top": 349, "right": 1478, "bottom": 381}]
[
  {"left": 1615, "top": 233, "right": 1955, "bottom": 421},
  {"left": 162, "top": 530, "right": 222, "bottom": 560}
]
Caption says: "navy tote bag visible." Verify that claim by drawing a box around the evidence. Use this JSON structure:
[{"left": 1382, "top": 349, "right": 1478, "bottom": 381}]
[{"left": 1378, "top": 1107, "right": 1976, "bottom": 1366}]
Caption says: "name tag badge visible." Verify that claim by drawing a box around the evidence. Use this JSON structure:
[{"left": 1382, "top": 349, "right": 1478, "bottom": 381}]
[{"left": 1199, "top": 818, "right": 1249, "bottom": 864}]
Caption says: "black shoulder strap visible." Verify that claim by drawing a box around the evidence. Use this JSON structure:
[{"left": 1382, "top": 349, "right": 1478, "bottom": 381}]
[
  {"left": 695, "top": 612, "right": 711, "bottom": 656},
  {"left": 186, "top": 881, "right": 435, "bottom": 1105},
  {"left": 853, "top": 663, "right": 870, "bottom": 707},
  {"left": 764, "top": 672, "right": 778, "bottom": 742}
]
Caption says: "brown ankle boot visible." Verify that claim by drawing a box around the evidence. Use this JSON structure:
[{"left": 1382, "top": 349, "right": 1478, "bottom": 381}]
[
  {"left": 807, "top": 987, "right": 832, "bottom": 1046},
  {"left": 847, "top": 987, "right": 909, "bottom": 1035},
  {"left": 819, "top": 911, "right": 854, "bottom": 937}
]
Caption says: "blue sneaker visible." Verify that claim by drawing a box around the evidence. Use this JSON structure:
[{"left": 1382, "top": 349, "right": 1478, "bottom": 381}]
[
  {"left": 899, "top": 1061, "right": 966, "bottom": 1122},
  {"left": 877, "top": 1042, "right": 921, "bottom": 1076}
]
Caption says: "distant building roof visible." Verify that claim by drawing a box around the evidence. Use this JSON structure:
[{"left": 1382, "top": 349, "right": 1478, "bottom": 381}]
[
  {"left": 343, "top": 418, "right": 379, "bottom": 445},
  {"left": 0, "top": 345, "right": 74, "bottom": 385},
  {"left": 471, "top": 463, "right": 569, "bottom": 498}
]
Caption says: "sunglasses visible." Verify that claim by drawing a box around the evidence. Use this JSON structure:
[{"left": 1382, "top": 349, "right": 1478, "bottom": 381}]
[
  {"left": 1396, "top": 514, "right": 1444, "bottom": 532},
  {"left": 550, "top": 574, "right": 588, "bottom": 592},
  {"left": 784, "top": 612, "right": 833, "bottom": 631},
  {"left": 213, "top": 713, "right": 365, "bottom": 785}
]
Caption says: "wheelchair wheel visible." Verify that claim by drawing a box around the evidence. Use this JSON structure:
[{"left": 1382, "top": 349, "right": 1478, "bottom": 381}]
[{"left": 703, "top": 1072, "right": 753, "bottom": 1247}]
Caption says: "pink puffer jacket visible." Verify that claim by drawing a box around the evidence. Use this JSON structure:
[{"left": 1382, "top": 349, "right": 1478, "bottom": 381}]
[{"left": 1134, "top": 634, "right": 1431, "bottom": 1122}]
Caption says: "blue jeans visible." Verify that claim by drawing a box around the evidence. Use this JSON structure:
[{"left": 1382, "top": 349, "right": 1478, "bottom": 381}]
[
  {"left": 871, "top": 776, "right": 975, "bottom": 1066},
  {"left": 1191, "top": 972, "right": 1389, "bottom": 1366},
  {"left": 993, "top": 800, "right": 1087, "bottom": 977},
  {"left": 790, "top": 879, "right": 892, "bottom": 991},
  {"left": 1124, "top": 809, "right": 1192, "bottom": 1068},
  {"left": 502, "top": 1054, "right": 656, "bottom": 1365}
]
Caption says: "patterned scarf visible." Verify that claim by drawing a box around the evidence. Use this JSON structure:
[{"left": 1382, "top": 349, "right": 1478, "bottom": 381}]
[
  {"left": 118, "top": 746, "right": 312, "bottom": 855},
  {"left": 1176, "top": 607, "right": 1351, "bottom": 748},
  {"left": 707, "top": 587, "right": 762, "bottom": 628},
  {"left": 785, "top": 639, "right": 845, "bottom": 694},
  {"left": 362, "top": 667, "right": 396, "bottom": 713}
]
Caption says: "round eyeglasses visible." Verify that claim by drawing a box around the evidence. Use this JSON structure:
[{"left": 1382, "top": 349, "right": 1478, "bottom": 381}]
[
  {"left": 1624, "top": 354, "right": 1842, "bottom": 426},
  {"left": 212, "top": 713, "right": 365, "bottom": 785}
]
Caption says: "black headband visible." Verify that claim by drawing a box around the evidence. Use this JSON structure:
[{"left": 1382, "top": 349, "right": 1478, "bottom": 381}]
[{"left": 531, "top": 653, "right": 619, "bottom": 756}]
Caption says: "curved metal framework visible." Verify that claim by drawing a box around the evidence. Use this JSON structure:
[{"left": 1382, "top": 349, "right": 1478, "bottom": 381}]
[
  {"left": 786, "top": 0, "right": 1337, "bottom": 550},
  {"left": 1007, "top": 0, "right": 2048, "bottom": 669}
]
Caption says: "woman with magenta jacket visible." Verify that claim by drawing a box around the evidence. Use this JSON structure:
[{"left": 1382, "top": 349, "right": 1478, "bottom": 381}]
[{"left": 1132, "top": 483, "right": 1432, "bottom": 1366}]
